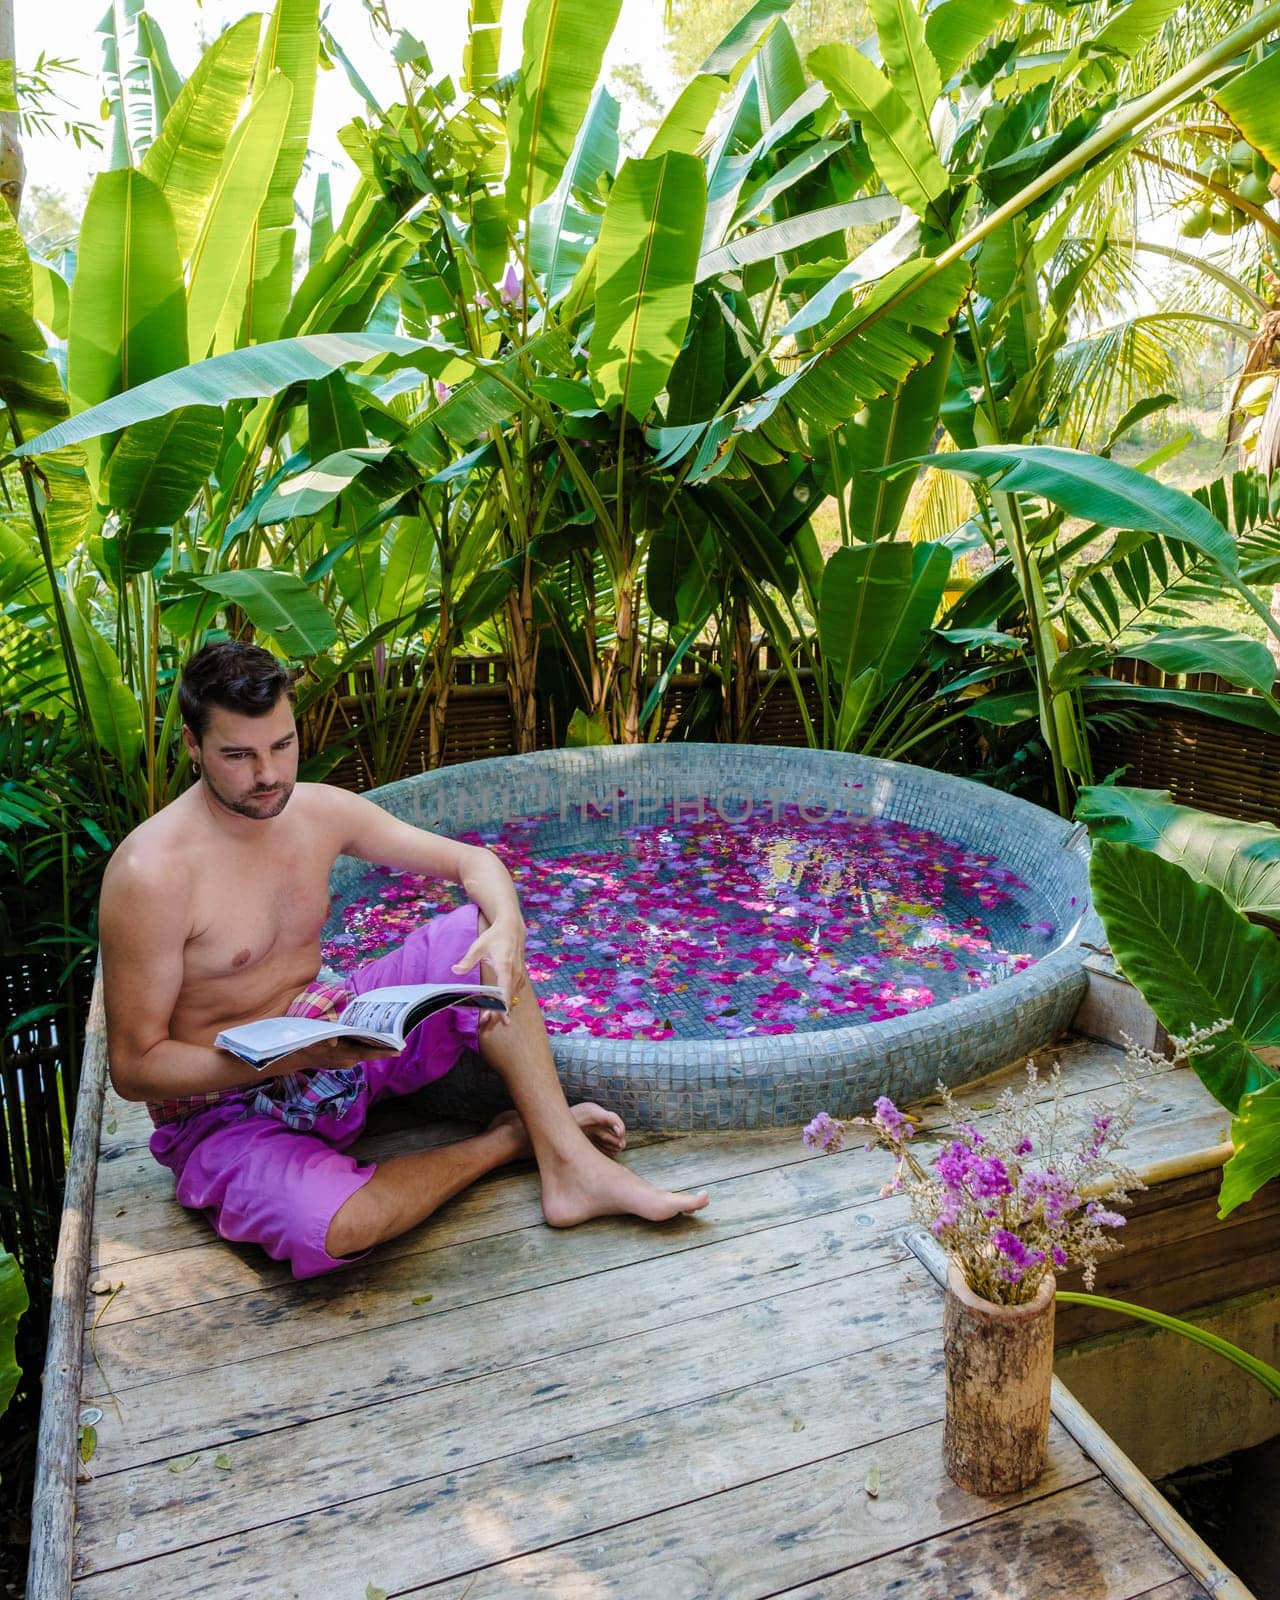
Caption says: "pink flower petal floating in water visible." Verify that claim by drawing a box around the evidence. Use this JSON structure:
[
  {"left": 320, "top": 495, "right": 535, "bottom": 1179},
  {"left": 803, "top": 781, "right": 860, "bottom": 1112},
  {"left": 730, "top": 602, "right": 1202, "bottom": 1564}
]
[{"left": 321, "top": 804, "right": 1050, "bottom": 1042}]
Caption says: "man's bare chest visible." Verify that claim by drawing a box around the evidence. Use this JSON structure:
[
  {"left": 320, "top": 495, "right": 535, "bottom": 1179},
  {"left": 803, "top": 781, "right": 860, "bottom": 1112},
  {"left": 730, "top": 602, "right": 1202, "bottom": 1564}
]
[{"left": 185, "top": 851, "right": 334, "bottom": 982}]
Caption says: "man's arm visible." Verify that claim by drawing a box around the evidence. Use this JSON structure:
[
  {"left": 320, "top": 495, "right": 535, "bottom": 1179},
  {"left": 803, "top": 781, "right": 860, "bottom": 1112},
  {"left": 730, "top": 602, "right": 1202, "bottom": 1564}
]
[
  {"left": 99, "top": 847, "right": 369, "bottom": 1101},
  {"left": 330, "top": 787, "right": 527, "bottom": 1003}
]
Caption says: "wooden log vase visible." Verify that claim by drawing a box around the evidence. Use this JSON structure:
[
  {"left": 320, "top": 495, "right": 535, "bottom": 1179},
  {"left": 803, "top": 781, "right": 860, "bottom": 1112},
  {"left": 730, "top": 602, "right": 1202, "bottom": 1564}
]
[{"left": 942, "top": 1260, "right": 1056, "bottom": 1497}]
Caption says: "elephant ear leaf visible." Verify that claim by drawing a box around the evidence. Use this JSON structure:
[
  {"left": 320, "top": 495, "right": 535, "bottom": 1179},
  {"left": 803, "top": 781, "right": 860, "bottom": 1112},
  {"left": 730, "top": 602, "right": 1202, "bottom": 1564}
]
[
  {"left": 1220, "top": 1078, "right": 1280, "bottom": 1217},
  {"left": 1088, "top": 840, "right": 1280, "bottom": 1112}
]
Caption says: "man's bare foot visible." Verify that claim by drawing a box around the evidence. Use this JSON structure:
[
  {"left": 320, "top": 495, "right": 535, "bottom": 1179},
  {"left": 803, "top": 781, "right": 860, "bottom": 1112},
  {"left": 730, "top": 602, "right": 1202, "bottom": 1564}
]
[
  {"left": 540, "top": 1140, "right": 710, "bottom": 1228},
  {"left": 488, "top": 1102, "right": 626, "bottom": 1161}
]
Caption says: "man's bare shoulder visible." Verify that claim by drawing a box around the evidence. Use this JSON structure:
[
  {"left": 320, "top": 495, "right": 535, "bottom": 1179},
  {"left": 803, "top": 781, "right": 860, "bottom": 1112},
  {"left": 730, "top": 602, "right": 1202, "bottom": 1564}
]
[{"left": 101, "top": 797, "right": 199, "bottom": 907}]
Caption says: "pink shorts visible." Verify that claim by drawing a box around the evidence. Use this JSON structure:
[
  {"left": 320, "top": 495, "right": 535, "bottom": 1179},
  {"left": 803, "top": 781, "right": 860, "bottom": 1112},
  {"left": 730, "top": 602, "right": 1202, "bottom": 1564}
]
[{"left": 149, "top": 904, "right": 483, "bottom": 1278}]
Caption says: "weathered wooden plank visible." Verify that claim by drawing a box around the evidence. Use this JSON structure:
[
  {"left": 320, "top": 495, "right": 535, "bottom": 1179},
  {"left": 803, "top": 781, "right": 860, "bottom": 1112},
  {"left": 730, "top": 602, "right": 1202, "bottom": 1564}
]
[
  {"left": 89, "top": 1050, "right": 1214, "bottom": 1331},
  {"left": 87, "top": 1135, "right": 903, "bottom": 1370},
  {"left": 77, "top": 1273, "right": 943, "bottom": 1567},
  {"left": 28, "top": 972, "right": 108, "bottom": 1600},
  {"left": 72, "top": 1315, "right": 1093, "bottom": 1596},
  {"left": 772, "top": 1478, "right": 1190, "bottom": 1599},
  {"left": 82, "top": 1192, "right": 915, "bottom": 1469},
  {"left": 404, "top": 1420, "right": 1094, "bottom": 1593},
  {"left": 1130, "top": 1581, "right": 1213, "bottom": 1600}
]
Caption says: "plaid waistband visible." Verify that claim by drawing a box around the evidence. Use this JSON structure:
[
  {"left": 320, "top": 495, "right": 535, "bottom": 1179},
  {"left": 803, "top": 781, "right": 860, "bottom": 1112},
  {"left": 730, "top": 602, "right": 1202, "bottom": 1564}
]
[{"left": 146, "top": 977, "right": 353, "bottom": 1128}]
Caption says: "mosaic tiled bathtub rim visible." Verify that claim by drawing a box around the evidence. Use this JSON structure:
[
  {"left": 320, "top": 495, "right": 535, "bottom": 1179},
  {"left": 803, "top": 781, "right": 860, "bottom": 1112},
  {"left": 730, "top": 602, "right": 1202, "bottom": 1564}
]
[{"left": 326, "top": 747, "right": 1098, "bottom": 1119}]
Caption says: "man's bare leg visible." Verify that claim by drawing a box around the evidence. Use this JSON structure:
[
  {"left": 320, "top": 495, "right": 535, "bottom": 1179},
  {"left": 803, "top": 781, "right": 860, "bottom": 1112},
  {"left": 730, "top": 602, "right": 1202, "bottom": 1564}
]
[
  {"left": 325, "top": 1101, "right": 624, "bottom": 1258},
  {"left": 474, "top": 965, "right": 710, "bottom": 1227}
]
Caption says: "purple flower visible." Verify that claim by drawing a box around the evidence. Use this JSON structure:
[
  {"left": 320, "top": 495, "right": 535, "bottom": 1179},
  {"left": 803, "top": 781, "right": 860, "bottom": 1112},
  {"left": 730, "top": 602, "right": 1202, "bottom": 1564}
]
[
  {"left": 1019, "top": 1167, "right": 1079, "bottom": 1224},
  {"left": 969, "top": 1155, "right": 1013, "bottom": 1198},
  {"left": 803, "top": 1111, "right": 845, "bottom": 1153},
  {"left": 873, "top": 1096, "right": 913, "bottom": 1141},
  {"left": 1051, "top": 1246, "right": 1068, "bottom": 1268},
  {"left": 992, "top": 1229, "right": 1045, "bottom": 1269},
  {"left": 500, "top": 262, "right": 523, "bottom": 305},
  {"left": 1084, "top": 1201, "right": 1126, "bottom": 1229}
]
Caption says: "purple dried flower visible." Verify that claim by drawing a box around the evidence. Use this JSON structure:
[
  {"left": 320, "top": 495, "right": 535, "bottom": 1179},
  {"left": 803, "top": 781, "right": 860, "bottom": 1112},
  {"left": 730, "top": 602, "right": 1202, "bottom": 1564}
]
[
  {"left": 873, "top": 1096, "right": 912, "bottom": 1141},
  {"left": 969, "top": 1155, "right": 1013, "bottom": 1198},
  {"left": 803, "top": 1111, "right": 845, "bottom": 1153},
  {"left": 1084, "top": 1201, "right": 1126, "bottom": 1229}
]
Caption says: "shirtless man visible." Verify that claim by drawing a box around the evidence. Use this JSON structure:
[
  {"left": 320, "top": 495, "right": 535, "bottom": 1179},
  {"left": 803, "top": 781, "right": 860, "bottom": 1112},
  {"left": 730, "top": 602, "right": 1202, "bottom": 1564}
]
[{"left": 100, "top": 641, "right": 707, "bottom": 1279}]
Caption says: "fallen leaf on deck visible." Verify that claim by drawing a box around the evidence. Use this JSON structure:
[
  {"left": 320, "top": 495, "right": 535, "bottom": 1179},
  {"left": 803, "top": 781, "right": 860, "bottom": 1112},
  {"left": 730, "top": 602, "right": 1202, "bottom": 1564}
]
[
  {"left": 411, "top": 1294, "right": 433, "bottom": 1306},
  {"left": 865, "top": 1463, "right": 880, "bottom": 1498},
  {"left": 215, "top": 1452, "right": 233, "bottom": 1471},
  {"left": 106, "top": 1118, "right": 118, "bottom": 1135},
  {"left": 366, "top": 1586, "right": 389, "bottom": 1600},
  {"left": 791, "top": 1418, "right": 805, "bottom": 1433},
  {"left": 88, "top": 1280, "right": 122, "bottom": 1296},
  {"left": 115, "top": 1207, "right": 127, "bottom": 1217},
  {"left": 78, "top": 1424, "right": 97, "bottom": 1464},
  {"left": 168, "top": 1454, "right": 199, "bottom": 1474}
]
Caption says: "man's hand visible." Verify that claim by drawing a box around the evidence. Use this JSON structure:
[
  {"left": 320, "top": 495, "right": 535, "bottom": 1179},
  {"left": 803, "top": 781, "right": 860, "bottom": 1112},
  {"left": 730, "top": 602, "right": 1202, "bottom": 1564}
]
[
  {"left": 452, "top": 915, "right": 528, "bottom": 1023},
  {"left": 274, "top": 1036, "right": 398, "bottom": 1073}
]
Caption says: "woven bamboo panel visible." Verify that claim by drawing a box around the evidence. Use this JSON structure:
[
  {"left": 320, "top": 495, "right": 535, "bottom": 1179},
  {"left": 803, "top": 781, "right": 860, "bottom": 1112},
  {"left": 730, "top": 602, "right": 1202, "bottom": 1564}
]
[{"left": 1093, "top": 659, "right": 1280, "bottom": 827}]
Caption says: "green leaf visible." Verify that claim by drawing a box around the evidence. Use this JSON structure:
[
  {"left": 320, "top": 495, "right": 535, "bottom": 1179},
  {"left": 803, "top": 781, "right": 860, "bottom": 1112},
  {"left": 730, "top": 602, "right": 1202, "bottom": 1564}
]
[
  {"left": 1089, "top": 840, "right": 1280, "bottom": 1112},
  {"left": 1074, "top": 785, "right": 1280, "bottom": 922},
  {"left": 79, "top": 1422, "right": 98, "bottom": 1463},
  {"left": 838, "top": 333, "right": 953, "bottom": 541},
  {"left": 505, "top": 0, "right": 623, "bottom": 223},
  {"left": 245, "top": 0, "right": 320, "bottom": 341},
  {"left": 529, "top": 85, "right": 620, "bottom": 304},
  {"left": 809, "top": 42, "right": 949, "bottom": 220},
  {"left": 1220, "top": 1078, "right": 1280, "bottom": 1217},
  {"left": 924, "top": 0, "right": 1015, "bottom": 80},
  {"left": 757, "top": 257, "right": 971, "bottom": 429},
  {"left": 14, "top": 333, "right": 427, "bottom": 458},
  {"left": 30, "top": 257, "right": 71, "bottom": 342},
  {"left": 188, "top": 570, "right": 337, "bottom": 656},
  {"left": 187, "top": 72, "right": 294, "bottom": 360},
  {"left": 914, "top": 446, "right": 1239, "bottom": 575},
  {"left": 168, "top": 1453, "right": 199, "bottom": 1474},
  {"left": 1118, "top": 625, "right": 1277, "bottom": 696},
  {"left": 67, "top": 168, "right": 189, "bottom": 421},
  {"left": 0, "top": 1250, "right": 27, "bottom": 1417},
  {"left": 1081, "top": 680, "right": 1280, "bottom": 737},
  {"left": 589, "top": 152, "right": 706, "bottom": 421},
  {"left": 697, "top": 198, "right": 899, "bottom": 283},
  {"left": 1091, "top": 0, "right": 1183, "bottom": 60},
  {"left": 567, "top": 707, "right": 612, "bottom": 746},
  {"left": 103, "top": 407, "right": 223, "bottom": 527},
  {"left": 214, "top": 1450, "right": 234, "bottom": 1470},
  {"left": 257, "top": 447, "right": 388, "bottom": 522},
  {"left": 140, "top": 12, "right": 261, "bottom": 261},
  {"left": 1215, "top": 44, "right": 1280, "bottom": 172},
  {"left": 867, "top": 0, "right": 941, "bottom": 131},
  {"left": 64, "top": 599, "right": 145, "bottom": 769},
  {"left": 820, "top": 539, "right": 951, "bottom": 691}
]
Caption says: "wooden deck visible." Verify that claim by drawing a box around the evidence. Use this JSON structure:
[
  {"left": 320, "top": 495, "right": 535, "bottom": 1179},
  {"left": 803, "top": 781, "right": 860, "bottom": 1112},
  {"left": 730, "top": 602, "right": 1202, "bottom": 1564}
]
[{"left": 56, "top": 1035, "right": 1252, "bottom": 1598}]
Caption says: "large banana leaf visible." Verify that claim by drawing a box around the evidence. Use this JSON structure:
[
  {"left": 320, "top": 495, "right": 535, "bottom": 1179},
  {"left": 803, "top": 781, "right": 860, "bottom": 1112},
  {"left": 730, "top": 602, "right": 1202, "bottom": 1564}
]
[
  {"left": 140, "top": 13, "right": 262, "bottom": 263},
  {"left": 186, "top": 73, "right": 293, "bottom": 360},
  {"left": 1220, "top": 1078, "right": 1280, "bottom": 1217},
  {"left": 67, "top": 168, "right": 189, "bottom": 421},
  {"left": 1075, "top": 784, "right": 1280, "bottom": 921},
  {"left": 819, "top": 539, "right": 951, "bottom": 692},
  {"left": 1089, "top": 839, "right": 1280, "bottom": 1112},
  {"left": 464, "top": 0, "right": 504, "bottom": 93},
  {"left": 590, "top": 152, "right": 706, "bottom": 422},
  {"left": 102, "top": 406, "right": 224, "bottom": 528},
  {"left": 809, "top": 43, "right": 949, "bottom": 222},
  {"left": 914, "top": 446, "right": 1239, "bottom": 574},
  {"left": 0, "top": 208, "right": 92, "bottom": 554},
  {"left": 189, "top": 570, "right": 336, "bottom": 656},
  {"left": 13, "top": 333, "right": 427, "bottom": 458},
  {"left": 98, "top": 0, "right": 153, "bottom": 168},
  {"left": 757, "top": 257, "right": 971, "bottom": 429},
  {"left": 697, "top": 197, "right": 899, "bottom": 283},
  {"left": 838, "top": 332, "right": 953, "bottom": 542},
  {"left": 1118, "top": 625, "right": 1276, "bottom": 696},
  {"left": 245, "top": 0, "right": 319, "bottom": 343},
  {"left": 924, "top": 0, "right": 1016, "bottom": 80},
  {"left": 505, "top": 0, "right": 623, "bottom": 224},
  {"left": 0, "top": 1249, "right": 26, "bottom": 1418},
  {"left": 529, "top": 84, "right": 619, "bottom": 305},
  {"left": 64, "top": 598, "right": 144, "bottom": 768},
  {"left": 134, "top": 12, "right": 184, "bottom": 133},
  {"left": 867, "top": 0, "right": 941, "bottom": 132}
]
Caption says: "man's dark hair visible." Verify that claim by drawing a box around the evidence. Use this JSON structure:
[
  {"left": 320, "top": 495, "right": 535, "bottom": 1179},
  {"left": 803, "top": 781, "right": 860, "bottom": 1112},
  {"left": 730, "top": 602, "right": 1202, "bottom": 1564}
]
[{"left": 179, "top": 641, "right": 294, "bottom": 740}]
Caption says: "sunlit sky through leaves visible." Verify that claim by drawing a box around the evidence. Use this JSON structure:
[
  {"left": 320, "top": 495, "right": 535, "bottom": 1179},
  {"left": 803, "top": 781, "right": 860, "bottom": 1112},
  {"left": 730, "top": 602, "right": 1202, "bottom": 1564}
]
[{"left": 17, "top": 0, "right": 676, "bottom": 211}]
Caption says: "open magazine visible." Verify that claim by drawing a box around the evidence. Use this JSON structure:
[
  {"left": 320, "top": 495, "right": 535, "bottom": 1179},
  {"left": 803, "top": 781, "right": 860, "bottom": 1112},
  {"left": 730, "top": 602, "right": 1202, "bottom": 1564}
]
[{"left": 214, "top": 982, "right": 508, "bottom": 1068}]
